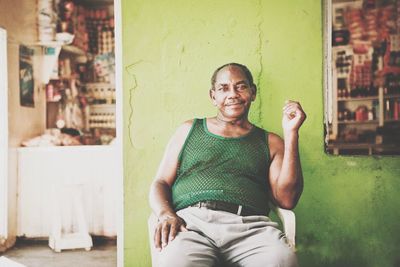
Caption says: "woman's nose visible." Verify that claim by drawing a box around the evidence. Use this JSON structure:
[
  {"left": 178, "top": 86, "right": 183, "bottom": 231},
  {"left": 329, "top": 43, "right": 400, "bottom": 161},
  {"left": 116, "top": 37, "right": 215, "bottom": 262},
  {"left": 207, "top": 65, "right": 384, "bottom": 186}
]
[{"left": 226, "top": 86, "right": 239, "bottom": 97}]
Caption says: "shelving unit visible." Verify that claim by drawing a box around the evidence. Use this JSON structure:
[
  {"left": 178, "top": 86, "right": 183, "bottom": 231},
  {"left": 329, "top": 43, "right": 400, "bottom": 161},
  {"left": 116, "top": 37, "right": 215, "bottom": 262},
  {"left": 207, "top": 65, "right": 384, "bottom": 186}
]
[
  {"left": 329, "top": 82, "right": 400, "bottom": 155},
  {"left": 45, "top": 43, "right": 86, "bottom": 130},
  {"left": 88, "top": 104, "right": 115, "bottom": 129},
  {"left": 327, "top": 1, "right": 400, "bottom": 155},
  {"left": 36, "top": 0, "right": 116, "bottom": 145}
]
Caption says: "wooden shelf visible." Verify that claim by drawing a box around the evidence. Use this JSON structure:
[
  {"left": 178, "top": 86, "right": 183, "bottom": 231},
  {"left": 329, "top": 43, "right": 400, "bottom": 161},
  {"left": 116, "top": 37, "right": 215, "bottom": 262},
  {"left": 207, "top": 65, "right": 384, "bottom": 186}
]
[
  {"left": 328, "top": 142, "right": 375, "bottom": 149},
  {"left": 29, "top": 41, "right": 65, "bottom": 47},
  {"left": 384, "top": 94, "right": 400, "bottom": 99},
  {"left": 383, "top": 66, "right": 400, "bottom": 74},
  {"left": 338, "top": 96, "right": 379, "bottom": 101},
  {"left": 337, "top": 93, "right": 400, "bottom": 101},
  {"left": 90, "top": 104, "right": 115, "bottom": 109},
  {"left": 384, "top": 119, "right": 400, "bottom": 123},
  {"left": 327, "top": 142, "right": 400, "bottom": 155},
  {"left": 338, "top": 120, "right": 378, "bottom": 124},
  {"left": 85, "top": 82, "right": 116, "bottom": 87},
  {"left": 29, "top": 41, "right": 86, "bottom": 58},
  {"left": 50, "top": 76, "right": 74, "bottom": 81}
]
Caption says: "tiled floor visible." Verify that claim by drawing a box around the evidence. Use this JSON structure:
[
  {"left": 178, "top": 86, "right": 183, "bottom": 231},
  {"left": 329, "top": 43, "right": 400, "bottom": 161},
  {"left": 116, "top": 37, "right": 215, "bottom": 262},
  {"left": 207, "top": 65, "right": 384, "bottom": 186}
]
[{"left": 0, "top": 238, "right": 117, "bottom": 267}]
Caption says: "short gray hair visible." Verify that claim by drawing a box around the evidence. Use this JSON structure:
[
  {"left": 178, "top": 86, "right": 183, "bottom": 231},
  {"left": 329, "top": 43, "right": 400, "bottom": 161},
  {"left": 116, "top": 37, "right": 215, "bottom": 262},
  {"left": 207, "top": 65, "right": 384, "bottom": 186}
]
[{"left": 210, "top": 63, "right": 255, "bottom": 90}]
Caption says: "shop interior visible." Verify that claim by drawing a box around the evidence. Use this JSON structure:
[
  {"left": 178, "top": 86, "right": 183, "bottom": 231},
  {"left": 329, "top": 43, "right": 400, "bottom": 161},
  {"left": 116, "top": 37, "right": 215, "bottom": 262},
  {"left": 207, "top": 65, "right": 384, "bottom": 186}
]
[
  {"left": 0, "top": 0, "right": 120, "bottom": 266},
  {"left": 30, "top": 0, "right": 116, "bottom": 147},
  {"left": 326, "top": 0, "right": 400, "bottom": 155}
]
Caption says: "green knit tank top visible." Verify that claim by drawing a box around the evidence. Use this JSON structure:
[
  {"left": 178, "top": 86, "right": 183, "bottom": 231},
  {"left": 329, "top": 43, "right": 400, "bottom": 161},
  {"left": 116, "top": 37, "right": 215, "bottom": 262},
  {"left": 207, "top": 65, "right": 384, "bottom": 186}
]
[{"left": 172, "top": 118, "right": 271, "bottom": 215}]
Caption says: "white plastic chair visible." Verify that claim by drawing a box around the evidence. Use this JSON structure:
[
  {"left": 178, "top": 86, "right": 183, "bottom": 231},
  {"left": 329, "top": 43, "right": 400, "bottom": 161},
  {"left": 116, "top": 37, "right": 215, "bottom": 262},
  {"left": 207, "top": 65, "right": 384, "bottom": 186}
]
[
  {"left": 272, "top": 206, "right": 296, "bottom": 249},
  {"left": 148, "top": 206, "right": 296, "bottom": 267}
]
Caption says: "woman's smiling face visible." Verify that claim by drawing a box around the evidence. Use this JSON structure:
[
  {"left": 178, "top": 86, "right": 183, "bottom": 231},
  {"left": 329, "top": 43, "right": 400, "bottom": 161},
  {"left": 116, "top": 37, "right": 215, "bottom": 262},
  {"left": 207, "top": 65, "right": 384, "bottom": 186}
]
[{"left": 210, "top": 65, "right": 256, "bottom": 120}]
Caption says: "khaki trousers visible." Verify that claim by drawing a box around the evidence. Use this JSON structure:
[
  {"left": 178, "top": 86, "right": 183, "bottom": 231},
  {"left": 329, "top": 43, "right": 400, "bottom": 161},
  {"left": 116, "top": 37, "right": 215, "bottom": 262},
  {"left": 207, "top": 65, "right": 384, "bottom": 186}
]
[{"left": 157, "top": 207, "right": 298, "bottom": 267}]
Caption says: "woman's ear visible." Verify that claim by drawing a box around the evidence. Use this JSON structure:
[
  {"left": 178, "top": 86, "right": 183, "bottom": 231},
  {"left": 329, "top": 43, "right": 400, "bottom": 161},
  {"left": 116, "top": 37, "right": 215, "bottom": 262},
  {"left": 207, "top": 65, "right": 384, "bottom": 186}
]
[
  {"left": 251, "top": 85, "right": 257, "bottom": 101},
  {"left": 209, "top": 89, "right": 217, "bottom": 105}
]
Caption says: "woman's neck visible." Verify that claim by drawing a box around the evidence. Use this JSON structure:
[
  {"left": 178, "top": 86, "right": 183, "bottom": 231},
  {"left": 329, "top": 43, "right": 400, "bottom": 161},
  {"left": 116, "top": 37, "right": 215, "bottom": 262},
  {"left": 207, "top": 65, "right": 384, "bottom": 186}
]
[
  {"left": 215, "top": 113, "right": 250, "bottom": 128},
  {"left": 206, "top": 116, "right": 253, "bottom": 138}
]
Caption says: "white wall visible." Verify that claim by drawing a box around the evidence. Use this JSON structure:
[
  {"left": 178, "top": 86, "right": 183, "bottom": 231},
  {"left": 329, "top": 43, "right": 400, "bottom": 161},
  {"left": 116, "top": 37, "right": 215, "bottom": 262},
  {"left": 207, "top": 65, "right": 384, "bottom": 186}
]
[{"left": 0, "top": 0, "right": 46, "bottom": 251}]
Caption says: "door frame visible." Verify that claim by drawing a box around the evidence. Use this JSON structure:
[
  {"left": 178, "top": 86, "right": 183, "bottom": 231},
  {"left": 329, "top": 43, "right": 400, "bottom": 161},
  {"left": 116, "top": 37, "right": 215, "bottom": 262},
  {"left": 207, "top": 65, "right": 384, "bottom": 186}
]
[
  {"left": 114, "top": 0, "right": 124, "bottom": 266},
  {"left": 0, "top": 27, "right": 9, "bottom": 240}
]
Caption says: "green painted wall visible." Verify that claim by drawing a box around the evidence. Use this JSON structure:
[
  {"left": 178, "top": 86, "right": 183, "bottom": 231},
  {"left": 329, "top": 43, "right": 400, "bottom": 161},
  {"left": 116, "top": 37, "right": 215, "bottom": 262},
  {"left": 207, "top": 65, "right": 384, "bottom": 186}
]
[{"left": 122, "top": 1, "right": 400, "bottom": 266}]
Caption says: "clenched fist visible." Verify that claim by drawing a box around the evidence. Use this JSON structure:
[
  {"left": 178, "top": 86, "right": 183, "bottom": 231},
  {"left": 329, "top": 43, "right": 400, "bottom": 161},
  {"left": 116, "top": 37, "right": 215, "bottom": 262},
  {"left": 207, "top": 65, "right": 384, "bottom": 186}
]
[{"left": 282, "top": 100, "right": 306, "bottom": 134}]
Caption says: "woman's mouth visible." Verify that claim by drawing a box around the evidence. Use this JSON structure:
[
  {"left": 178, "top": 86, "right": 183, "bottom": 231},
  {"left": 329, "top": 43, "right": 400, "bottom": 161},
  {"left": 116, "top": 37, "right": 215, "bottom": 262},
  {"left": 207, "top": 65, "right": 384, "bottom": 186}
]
[{"left": 226, "top": 101, "right": 243, "bottom": 106}]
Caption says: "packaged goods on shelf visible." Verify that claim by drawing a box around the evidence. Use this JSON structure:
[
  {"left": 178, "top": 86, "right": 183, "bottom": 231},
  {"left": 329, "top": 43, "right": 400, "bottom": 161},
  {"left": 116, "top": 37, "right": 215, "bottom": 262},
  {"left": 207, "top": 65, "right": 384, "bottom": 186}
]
[
  {"left": 85, "top": 7, "right": 115, "bottom": 54},
  {"left": 34, "top": 0, "right": 117, "bottom": 146},
  {"left": 85, "top": 83, "right": 116, "bottom": 105}
]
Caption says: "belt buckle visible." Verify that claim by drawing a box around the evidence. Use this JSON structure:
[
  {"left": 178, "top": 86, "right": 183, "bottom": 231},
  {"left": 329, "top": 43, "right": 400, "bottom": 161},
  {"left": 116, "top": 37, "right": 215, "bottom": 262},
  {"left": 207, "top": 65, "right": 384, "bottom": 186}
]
[
  {"left": 209, "top": 201, "right": 217, "bottom": 210},
  {"left": 237, "top": 205, "right": 243, "bottom": 215}
]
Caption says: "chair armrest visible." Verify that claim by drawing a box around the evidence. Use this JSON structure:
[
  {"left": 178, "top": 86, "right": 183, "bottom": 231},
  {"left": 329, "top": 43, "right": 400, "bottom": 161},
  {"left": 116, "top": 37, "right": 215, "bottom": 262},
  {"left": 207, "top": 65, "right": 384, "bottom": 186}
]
[{"left": 273, "top": 207, "right": 296, "bottom": 250}]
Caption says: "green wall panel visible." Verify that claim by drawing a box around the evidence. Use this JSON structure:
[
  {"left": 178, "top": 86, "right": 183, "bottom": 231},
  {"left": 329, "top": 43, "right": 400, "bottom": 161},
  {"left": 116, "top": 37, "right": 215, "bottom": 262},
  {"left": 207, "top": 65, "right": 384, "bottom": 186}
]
[{"left": 122, "top": 1, "right": 400, "bottom": 266}]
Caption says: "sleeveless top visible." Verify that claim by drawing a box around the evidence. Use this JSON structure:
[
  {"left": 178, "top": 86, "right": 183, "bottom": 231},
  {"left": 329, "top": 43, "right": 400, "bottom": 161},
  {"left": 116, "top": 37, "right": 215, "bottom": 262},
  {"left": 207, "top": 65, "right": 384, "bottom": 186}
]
[{"left": 171, "top": 118, "right": 271, "bottom": 215}]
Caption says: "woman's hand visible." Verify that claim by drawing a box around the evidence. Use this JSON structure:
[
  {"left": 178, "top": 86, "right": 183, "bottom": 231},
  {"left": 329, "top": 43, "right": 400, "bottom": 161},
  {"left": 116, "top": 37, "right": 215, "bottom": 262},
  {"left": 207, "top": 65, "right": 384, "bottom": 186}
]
[
  {"left": 154, "top": 212, "right": 188, "bottom": 251},
  {"left": 282, "top": 100, "right": 306, "bottom": 134}
]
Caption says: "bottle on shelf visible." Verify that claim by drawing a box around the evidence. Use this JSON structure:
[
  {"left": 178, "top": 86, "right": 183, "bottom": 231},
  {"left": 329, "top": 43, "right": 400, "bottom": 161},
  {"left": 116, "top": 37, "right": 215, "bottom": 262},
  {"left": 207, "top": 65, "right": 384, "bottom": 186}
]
[
  {"left": 112, "top": 88, "right": 116, "bottom": 104},
  {"left": 368, "top": 109, "right": 374, "bottom": 120},
  {"left": 46, "top": 83, "right": 54, "bottom": 102},
  {"left": 355, "top": 105, "right": 368, "bottom": 121},
  {"left": 394, "top": 99, "right": 399, "bottom": 120},
  {"left": 106, "top": 88, "right": 113, "bottom": 104},
  {"left": 372, "top": 100, "right": 379, "bottom": 120},
  {"left": 385, "top": 99, "right": 391, "bottom": 119}
]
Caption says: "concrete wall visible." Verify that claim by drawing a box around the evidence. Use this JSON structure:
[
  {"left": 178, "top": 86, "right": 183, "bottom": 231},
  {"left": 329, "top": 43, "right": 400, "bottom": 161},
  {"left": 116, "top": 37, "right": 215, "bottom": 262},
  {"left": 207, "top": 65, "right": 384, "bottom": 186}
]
[
  {"left": 123, "top": 1, "right": 400, "bottom": 266},
  {"left": 0, "top": 0, "right": 46, "bottom": 250}
]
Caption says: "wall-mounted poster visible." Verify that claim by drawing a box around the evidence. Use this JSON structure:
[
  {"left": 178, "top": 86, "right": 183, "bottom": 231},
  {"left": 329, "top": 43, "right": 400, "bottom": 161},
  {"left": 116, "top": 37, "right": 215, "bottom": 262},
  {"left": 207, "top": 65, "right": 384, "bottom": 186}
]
[{"left": 19, "top": 45, "right": 34, "bottom": 107}]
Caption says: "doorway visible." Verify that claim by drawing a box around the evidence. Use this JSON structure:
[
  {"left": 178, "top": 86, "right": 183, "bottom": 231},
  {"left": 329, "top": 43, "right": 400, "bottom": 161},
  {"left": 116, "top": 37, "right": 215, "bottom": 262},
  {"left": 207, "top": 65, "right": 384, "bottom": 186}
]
[{"left": 0, "top": 0, "right": 123, "bottom": 266}]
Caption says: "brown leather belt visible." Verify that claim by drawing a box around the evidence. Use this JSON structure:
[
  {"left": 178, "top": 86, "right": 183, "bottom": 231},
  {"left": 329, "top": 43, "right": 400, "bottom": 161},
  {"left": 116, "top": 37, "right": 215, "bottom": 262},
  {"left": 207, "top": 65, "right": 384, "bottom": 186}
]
[{"left": 189, "top": 200, "right": 260, "bottom": 216}]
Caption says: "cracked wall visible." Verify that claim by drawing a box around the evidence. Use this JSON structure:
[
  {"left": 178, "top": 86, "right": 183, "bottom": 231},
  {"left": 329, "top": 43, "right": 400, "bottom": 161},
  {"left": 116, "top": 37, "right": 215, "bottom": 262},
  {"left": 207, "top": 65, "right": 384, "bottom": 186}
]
[{"left": 123, "top": 1, "right": 400, "bottom": 266}]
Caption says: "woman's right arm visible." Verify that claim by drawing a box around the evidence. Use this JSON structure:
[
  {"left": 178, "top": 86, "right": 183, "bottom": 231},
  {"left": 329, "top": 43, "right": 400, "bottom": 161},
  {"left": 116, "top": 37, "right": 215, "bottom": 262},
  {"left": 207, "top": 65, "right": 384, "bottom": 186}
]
[{"left": 149, "top": 120, "right": 193, "bottom": 250}]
